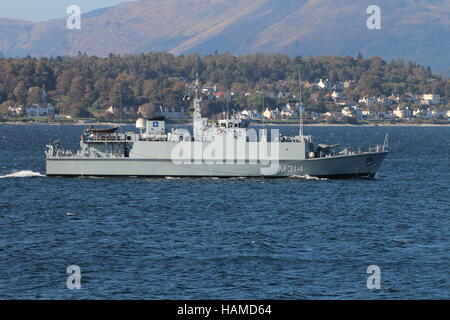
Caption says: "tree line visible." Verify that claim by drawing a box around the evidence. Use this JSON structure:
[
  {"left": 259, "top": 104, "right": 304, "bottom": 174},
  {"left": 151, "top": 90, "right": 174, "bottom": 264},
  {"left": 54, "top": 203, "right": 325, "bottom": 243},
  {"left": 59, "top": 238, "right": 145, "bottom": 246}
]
[{"left": 0, "top": 52, "right": 449, "bottom": 117}]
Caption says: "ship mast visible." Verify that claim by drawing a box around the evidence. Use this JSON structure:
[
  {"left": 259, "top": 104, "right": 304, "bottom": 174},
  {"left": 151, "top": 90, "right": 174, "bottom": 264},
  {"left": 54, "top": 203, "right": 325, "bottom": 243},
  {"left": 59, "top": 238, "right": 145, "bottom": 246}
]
[
  {"left": 193, "top": 73, "right": 202, "bottom": 120},
  {"left": 192, "top": 73, "right": 205, "bottom": 141},
  {"left": 298, "top": 68, "right": 304, "bottom": 137}
]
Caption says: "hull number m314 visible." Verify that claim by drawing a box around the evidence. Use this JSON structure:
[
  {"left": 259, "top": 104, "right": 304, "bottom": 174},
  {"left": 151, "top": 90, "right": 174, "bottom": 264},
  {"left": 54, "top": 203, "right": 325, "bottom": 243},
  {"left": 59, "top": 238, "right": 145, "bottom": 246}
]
[{"left": 279, "top": 165, "right": 304, "bottom": 173}]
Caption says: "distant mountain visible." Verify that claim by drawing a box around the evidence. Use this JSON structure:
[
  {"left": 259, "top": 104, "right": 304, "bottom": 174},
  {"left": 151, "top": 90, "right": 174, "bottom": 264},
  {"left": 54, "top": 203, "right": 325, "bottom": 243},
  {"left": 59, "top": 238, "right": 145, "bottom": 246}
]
[{"left": 1, "top": 0, "right": 450, "bottom": 75}]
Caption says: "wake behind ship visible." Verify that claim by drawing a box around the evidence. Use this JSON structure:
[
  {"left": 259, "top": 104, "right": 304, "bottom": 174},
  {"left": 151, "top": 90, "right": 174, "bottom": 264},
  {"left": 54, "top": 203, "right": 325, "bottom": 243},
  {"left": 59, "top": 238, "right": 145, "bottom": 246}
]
[{"left": 46, "top": 77, "right": 389, "bottom": 178}]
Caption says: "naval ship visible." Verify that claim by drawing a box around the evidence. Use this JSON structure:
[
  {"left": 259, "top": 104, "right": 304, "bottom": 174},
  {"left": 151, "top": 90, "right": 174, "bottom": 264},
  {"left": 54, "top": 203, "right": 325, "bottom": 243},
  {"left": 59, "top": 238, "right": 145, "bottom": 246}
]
[{"left": 46, "top": 77, "right": 389, "bottom": 178}]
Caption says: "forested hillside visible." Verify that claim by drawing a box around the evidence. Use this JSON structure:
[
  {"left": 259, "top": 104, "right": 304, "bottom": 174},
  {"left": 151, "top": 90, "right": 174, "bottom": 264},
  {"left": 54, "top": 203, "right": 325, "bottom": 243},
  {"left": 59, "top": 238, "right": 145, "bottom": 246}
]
[{"left": 0, "top": 52, "right": 449, "bottom": 117}]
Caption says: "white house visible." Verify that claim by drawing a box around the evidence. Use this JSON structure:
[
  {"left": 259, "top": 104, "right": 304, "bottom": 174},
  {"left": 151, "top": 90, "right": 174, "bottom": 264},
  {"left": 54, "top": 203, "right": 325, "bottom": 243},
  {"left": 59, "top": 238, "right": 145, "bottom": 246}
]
[
  {"left": 358, "top": 96, "right": 377, "bottom": 106},
  {"left": 343, "top": 80, "right": 354, "bottom": 89},
  {"left": 413, "top": 108, "right": 432, "bottom": 119},
  {"left": 393, "top": 106, "right": 412, "bottom": 119},
  {"left": 105, "top": 106, "right": 117, "bottom": 114},
  {"left": 8, "top": 106, "right": 23, "bottom": 115},
  {"left": 263, "top": 107, "right": 281, "bottom": 119},
  {"left": 240, "top": 109, "right": 250, "bottom": 118},
  {"left": 106, "top": 106, "right": 138, "bottom": 115},
  {"left": 341, "top": 106, "right": 362, "bottom": 119},
  {"left": 263, "top": 108, "right": 272, "bottom": 119},
  {"left": 241, "top": 109, "right": 264, "bottom": 121},
  {"left": 421, "top": 94, "right": 441, "bottom": 105},
  {"left": 341, "top": 106, "right": 353, "bottom": 117},
  {"left": 316, "top": 79, "right": 330, "bottom": 90},
  {"left": 331, "top": 90, "right": 346, "bottom": 103},
  {"left": 280, "top": 103, "right": 297, "bottom": 118}
]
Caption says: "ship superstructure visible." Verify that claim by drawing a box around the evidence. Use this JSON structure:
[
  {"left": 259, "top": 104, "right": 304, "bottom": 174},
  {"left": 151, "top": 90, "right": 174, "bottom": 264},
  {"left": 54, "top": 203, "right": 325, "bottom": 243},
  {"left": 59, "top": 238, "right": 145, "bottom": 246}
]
[{"left": 46, "top": 77, "right": 389, "bottom": 178}]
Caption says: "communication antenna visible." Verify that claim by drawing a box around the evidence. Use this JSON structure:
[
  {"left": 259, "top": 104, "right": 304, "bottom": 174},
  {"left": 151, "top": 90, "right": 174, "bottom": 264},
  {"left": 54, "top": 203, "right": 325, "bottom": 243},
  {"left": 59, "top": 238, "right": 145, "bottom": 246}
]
[
  {"left": 225, "top": 81, "right": 230, "bottom": 120},
  {"left": 195, "top": 73, "right": 200, "bottom": 98}
]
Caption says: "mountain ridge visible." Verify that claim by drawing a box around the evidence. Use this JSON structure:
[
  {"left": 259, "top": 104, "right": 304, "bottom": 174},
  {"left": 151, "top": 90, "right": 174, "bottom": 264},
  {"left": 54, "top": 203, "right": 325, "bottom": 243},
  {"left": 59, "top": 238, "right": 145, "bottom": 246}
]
[{"left": 1, "top": 0, "right": 450, "bottom": 75}]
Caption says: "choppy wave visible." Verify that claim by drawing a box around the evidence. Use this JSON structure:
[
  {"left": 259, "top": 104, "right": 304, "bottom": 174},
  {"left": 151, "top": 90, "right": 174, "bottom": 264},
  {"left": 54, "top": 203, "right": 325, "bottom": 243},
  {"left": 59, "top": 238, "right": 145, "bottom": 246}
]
[
  {"left": 0, "top": 170, "right": 45, "bottom": 179},
  {"left": 289, "top": 175, "right": 329, "bottom": 181}
]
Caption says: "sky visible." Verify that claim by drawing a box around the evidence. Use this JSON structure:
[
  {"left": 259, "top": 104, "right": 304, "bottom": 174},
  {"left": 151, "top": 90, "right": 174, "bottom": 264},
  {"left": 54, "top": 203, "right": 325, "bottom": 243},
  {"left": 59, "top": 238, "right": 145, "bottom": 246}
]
[{"left": 0, "top": 0, "right": 133, "bottom": 21}]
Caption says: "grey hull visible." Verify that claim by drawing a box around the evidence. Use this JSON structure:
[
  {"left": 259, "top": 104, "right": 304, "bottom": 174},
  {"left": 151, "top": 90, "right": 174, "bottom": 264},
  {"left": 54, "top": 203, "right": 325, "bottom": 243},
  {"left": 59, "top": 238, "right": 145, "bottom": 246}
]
[{"left": 46, "top": 152, "right": 388, "bottom": 179}]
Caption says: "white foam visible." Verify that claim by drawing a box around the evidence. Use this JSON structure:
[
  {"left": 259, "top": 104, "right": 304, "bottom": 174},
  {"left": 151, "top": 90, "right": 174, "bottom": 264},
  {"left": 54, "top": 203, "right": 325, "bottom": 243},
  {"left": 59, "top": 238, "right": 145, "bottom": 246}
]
[
  {"left": 0, "top": 170, "right": 45, "bottom": 179},
  {"left": 289, "top": 175, "right": 329, "bottom": 181}
]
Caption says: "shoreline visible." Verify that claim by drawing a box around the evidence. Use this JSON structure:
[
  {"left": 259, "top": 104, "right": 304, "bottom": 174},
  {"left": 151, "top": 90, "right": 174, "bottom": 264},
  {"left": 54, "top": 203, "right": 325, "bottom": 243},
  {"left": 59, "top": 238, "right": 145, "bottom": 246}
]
[
  {"left": 252, "top": 123, "right": 450, "bottom": 127},
  {"left": 0, "top": 121, "right": 448, "bottom": 127}
]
